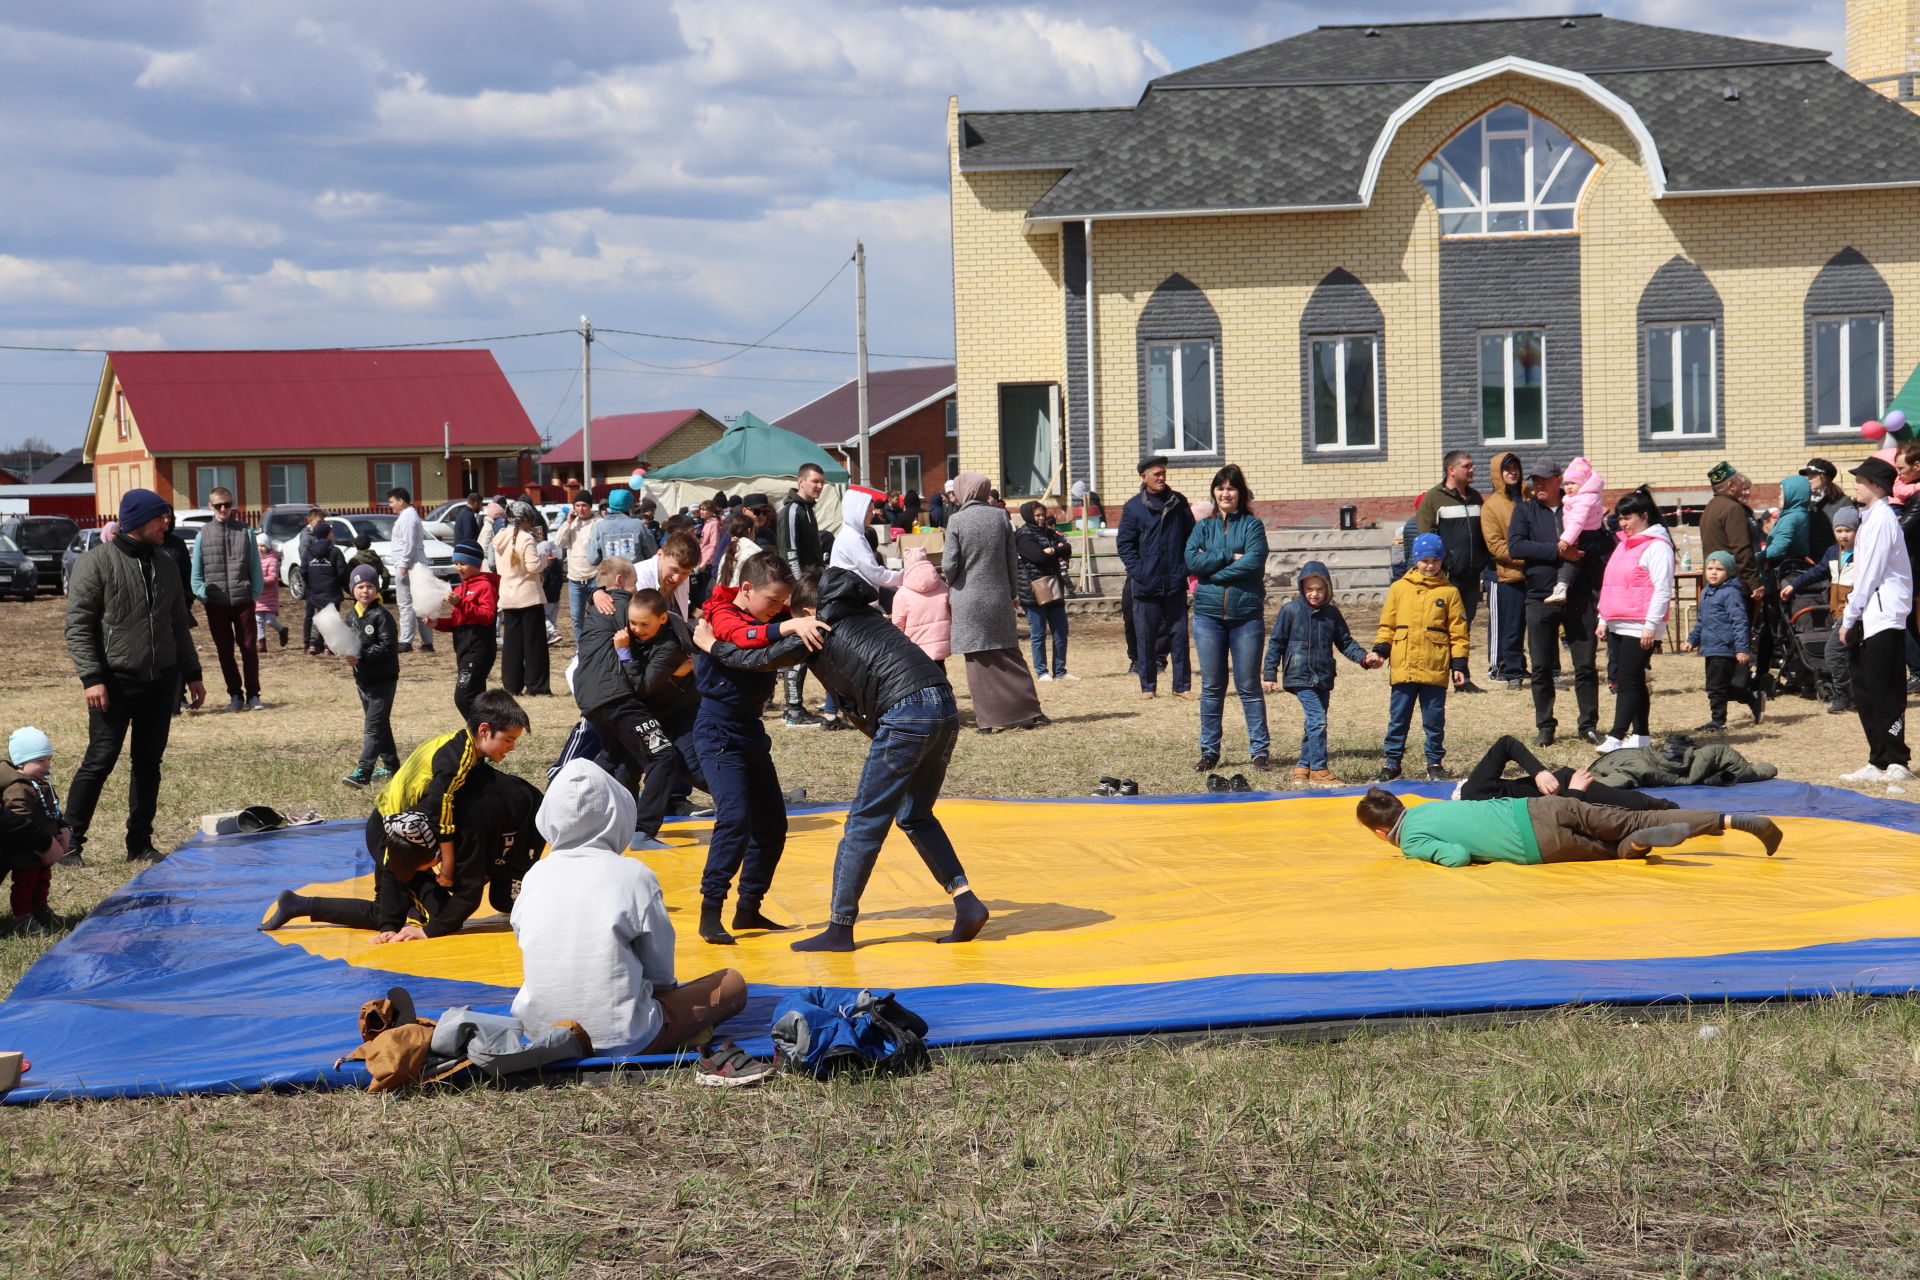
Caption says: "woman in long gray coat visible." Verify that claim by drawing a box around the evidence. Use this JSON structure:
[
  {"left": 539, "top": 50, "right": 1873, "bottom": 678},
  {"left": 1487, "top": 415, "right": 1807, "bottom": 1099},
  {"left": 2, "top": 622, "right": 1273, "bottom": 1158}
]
[{"left": 944, "top": 472, "right": 1047, "bottom": 732}]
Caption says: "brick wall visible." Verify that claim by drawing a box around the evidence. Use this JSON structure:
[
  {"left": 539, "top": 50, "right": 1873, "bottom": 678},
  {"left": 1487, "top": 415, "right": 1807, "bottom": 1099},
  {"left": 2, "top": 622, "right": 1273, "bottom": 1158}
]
[{"left": 951, "top": 75, "right": 1920, "bottom": 525}]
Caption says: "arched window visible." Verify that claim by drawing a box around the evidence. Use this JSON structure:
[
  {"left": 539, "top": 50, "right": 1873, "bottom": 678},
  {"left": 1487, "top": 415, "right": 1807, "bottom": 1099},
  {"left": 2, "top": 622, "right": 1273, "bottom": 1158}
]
[
  {"left": 1637, "top": 257, "right": 1723, "bottom": 450},
  {"left": 1136, "top": 274, "right": 1224, "bottom": 463},
  {"left": 1300, "top": 268, "right": 1386, "bottom": 461},
  {"left": 1804, "top": 248, "right": 1893, "bottom": 441},
  {"left": 1418, "top": 103, "right": 1596, "bottom": 237}
]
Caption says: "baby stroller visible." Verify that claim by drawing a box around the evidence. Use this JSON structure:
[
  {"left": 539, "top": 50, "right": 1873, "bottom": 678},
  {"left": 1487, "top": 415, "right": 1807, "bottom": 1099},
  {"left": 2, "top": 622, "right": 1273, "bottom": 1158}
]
[{"left": 1778, "top": 587, "right": 1837, "bottom": 703}]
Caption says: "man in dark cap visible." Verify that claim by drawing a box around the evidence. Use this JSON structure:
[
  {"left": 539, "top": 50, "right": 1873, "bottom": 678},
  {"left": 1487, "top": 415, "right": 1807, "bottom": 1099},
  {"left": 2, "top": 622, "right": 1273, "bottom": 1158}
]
[
  {"left": 1838, "top": 457, "right": 1913, "bottom": 783},
  {"left": 1506, "top": 457, "right": 1604, "bottom": 747},
  {"left": 1116, "top": 455, "right": 1195, "bottom": 699},
  {"left": 1799, "top": 457, "right": 1849, "bottom": 555},
  {"left": 63, "top": 489, "right": 206, "bottom": 863}
]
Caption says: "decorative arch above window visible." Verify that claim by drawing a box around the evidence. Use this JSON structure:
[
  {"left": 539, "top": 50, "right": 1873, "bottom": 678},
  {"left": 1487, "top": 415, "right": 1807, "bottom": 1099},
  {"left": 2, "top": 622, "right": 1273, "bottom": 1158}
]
[
  {"left": 1804, "top": 247, "right": 1893, "bottom": 443},
  {"left": 1300, "top": 268, "right": 1387, "bottom": 463},
  {"left": 1418, "top": 103, "right": 1597, "bottom": 237},
  {"left": 1637, "top": 257, "right": 1723, "bottom": 451}
]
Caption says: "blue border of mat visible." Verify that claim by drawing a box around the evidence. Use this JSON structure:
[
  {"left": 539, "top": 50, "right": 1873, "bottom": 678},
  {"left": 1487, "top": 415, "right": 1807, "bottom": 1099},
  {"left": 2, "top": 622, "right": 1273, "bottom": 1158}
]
[{"left": 3, "top": 780, "right": 1917, "bottom": 1102}]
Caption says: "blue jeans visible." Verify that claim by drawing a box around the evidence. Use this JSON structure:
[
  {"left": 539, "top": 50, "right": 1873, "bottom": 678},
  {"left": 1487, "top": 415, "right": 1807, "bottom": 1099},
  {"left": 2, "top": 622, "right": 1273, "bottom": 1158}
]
[
  {"left": 1023, "top": 602, "right": 1069, "bottom": 677},
  {"left": 829, "top": 687, "right": 967, "bottom": 925},
  {"left": 1384, "top": 681, "right": 1447, "bottom": 769},
  {"left": 1293, "top": 686, "right": 1333, "bottom": 770},
  {"left": 694, "top": 711, "right": 787, "bottom": 908},
  {"left": 1192, "top": 612, "right": 1270, "bottom": 759},
  {"left": 568, "top": 579, "right": 594, "bottom": 644}
]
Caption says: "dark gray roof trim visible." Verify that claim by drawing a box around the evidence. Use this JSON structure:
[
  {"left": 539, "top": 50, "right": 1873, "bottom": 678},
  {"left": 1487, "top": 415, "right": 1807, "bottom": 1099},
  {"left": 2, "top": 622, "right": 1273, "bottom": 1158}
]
[{"left": 957, "top": 108, "right": 1133, "bottom": 171}]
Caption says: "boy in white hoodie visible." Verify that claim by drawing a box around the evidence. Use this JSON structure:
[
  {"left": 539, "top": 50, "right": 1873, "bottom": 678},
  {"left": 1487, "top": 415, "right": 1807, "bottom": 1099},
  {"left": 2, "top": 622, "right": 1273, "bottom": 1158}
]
[{"left": 511, "top": 758, "right": 746, "bottom": 1056}]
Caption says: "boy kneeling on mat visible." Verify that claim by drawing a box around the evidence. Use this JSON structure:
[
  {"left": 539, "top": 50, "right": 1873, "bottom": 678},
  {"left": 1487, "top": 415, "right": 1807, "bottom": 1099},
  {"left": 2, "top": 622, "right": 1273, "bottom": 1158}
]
[
  {"left": 696, "top": 566, "right": 988, "bottom": 952},
  {"left": 261, "top": 689, "right": 532, "bottom": 941},
  {"left": 1354, "top": 787, "right": 1781, "bottom": 866}
]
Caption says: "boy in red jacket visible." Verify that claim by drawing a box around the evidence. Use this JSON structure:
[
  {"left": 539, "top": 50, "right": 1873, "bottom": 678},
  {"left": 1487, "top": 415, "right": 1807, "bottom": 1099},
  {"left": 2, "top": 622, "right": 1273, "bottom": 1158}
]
[{"left": 434, "top": 540, "right": 500, "bottom": 719}]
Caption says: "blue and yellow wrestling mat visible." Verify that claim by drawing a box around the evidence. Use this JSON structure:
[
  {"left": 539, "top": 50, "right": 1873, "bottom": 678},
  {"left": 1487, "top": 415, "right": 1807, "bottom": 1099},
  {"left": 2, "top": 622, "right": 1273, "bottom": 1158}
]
[{"left": 4, "top": 781, "right": 1920, "bottom": 1101}]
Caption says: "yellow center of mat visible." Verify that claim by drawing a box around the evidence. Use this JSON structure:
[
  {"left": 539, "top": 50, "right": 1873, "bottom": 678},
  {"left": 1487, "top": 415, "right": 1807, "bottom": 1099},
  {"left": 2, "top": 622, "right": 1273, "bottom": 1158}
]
[{"left": 264, "top": 797, "right": 1920, "bottom": 991}]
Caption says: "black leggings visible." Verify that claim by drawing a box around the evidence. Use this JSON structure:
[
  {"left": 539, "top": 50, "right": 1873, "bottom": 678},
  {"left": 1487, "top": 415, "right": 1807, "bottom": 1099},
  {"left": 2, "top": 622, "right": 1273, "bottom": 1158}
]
[
  {"left": 1606, "top": 632, "right": 1652, "bottom": 738},
  {"left": 1460, "top": 734, "right": 1673, "bottom": 811}
]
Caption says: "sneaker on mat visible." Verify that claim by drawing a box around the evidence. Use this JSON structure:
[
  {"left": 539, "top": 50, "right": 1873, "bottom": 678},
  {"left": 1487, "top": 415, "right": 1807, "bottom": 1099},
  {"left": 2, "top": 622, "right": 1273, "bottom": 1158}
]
[
  {"left": 696, "top": 1041, "right": 778, "bottom": 1088},
  {"left": 1426, "top": 764, "right": 1453, "bottom": 781},
  {"left": 1205, "top": 773, "right": 1230, "bottom": 793},
  {"left": 1376, "top": 764, "right": 1402, "bottom": 783},
  {"left": 1595, "top": 736, "right": 1624, "bottom": 753}
]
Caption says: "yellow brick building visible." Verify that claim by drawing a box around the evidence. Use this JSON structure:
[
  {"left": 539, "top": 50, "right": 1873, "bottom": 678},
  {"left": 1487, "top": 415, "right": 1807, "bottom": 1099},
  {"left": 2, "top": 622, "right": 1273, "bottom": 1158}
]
[{"left": 951, "top": 12, "right": 1920, "bottom": 522}]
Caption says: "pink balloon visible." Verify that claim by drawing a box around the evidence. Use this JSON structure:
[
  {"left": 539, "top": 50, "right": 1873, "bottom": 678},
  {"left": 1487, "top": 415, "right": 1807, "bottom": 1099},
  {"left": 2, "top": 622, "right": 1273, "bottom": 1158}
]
[{"left": 1863, "top": 420, "right": 1886, "bottom": 440}]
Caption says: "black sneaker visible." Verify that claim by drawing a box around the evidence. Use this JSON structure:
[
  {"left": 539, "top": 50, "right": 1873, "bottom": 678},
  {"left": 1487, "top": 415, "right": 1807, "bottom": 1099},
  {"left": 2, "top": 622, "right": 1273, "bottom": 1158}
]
[
  {"left": 1252, "top": 754, "right": 1276, "bottom": 772},
  {"left": 1426, "top": 764, "right": 1453, "bottom": 781},
  {"left": 127, "top": 846, "right": 166, "bottom": 864},
  {"left": 58, "top": 850, "right": 84, "bottom": 868},
  {"left": 1693, "top": 720, "right": 1726, "bottom": 734},
  {"left": 246, "top": 695, "right": 265, "bottom": 712},
  {"left": 783, "top": 708, "right": 824, "bottom": 728},
  {"left": 342, "top": 768, "right": 373, "bottom": 789},
  {"left": 1206, "top": 773, "right": 1230, "bottom": 793},
  {"left": 1376, "top": 764, "right": 1402, "bottom": 782},
  {"left": 225, "top": 695, "right": 245, "bottom": 713},
  {"left": 1118, "top": 779, "right": 1140, "bottom": 796},
  {"left": 1827, "top": 696, "right": 1851, "bottom": 714},
  {"left": 397, "top": 642, "right": 413, "bottom": 654},
  {"left": 1194, "top": 753, "right": 1220, "bottom": 773},
  {"left": 1581, "top": 728, "right": 1606, "bottom": 747},
  {"left": 1749, "top": 692, "right": 1766, "bottom": 725},
  {"left": 1228, "top": 773, "right": 1252, "bottom": 793},
  {"left": 1506, "top": 678, "right": 1524, "bottom": 691},
  {"left": 1024, "top": 714, "right": 1051, "bottom": 729},
  {"left": 696, "top": 1041, "right": 778, "bottom": 1087},
  {"left": 1534, "top": 729, "right": 1555, "bottom": 747},
  {"left": 1455, "top": 681, "right": 1484, "bottom": 695},
  {"left": 819, "top": 715, "right": 850, "bottom": 732}
]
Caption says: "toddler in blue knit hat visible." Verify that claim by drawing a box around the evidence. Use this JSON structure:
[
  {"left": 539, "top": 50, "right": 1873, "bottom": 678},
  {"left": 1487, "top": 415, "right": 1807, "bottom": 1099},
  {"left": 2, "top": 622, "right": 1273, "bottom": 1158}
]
[{"left": 3, "top": 726, "right": 70, "bottom": 933}]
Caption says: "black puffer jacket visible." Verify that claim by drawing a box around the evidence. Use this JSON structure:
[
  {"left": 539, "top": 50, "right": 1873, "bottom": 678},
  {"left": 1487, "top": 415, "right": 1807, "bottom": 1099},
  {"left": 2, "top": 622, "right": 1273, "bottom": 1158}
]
[
  {"left": 305, "top": 536, "right": 349, "bottom": 603},
  {"left": 572, "top": 588, "right": 632, "bottom": 714},
  {"left": 65, "top": 534, "right": 203, "bottom": 688},
  {"left": 1014, "top": 520, "right": 1073, "bottom": 607},
  {"left": 708, "top": 568, "right": 946, "bottom": 734},
  {"left": 620, "top": 611, "right": 700, "bottom": 721},
  {"left": 350, "top": 602, "right": 400, "bottom": 684}
]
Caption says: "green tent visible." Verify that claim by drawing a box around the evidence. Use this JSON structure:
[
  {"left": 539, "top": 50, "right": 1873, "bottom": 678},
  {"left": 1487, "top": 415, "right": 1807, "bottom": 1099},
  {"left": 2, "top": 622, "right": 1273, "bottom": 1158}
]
[{"left": 645, "top": 411, "right": 849, "bottom": 483}]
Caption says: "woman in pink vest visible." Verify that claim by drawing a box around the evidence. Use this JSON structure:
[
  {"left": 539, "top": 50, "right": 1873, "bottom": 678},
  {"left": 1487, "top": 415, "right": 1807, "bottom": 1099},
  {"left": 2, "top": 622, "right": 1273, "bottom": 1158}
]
[{"left": 1594, "top": 487, "right": 1676, "bottom": 752}]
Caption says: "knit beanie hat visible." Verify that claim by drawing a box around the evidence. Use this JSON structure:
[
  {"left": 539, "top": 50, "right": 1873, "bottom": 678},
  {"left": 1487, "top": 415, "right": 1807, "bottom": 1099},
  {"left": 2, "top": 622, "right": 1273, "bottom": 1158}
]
[
  {"left": 1411, "top": 533, "right": 1445, "bottom": 561},
  {"left": 348, "top": 564, "right": 380, "bottom": 591},
  {"left": 451, "top": 540, "right": 484, "bottom": 566},
  {"left": 1706, "top": 550, "right": 1737, "bottom": 573},
  {"left": 7, "top": 726, "right": 52, "bottom": 765},
  {"left": 118, "top": 488, "right": 169, "bottom": 532},
  {"left": 1833, "top": 505, "right": 1862, "bottom": 531},
  {"left": 606, "top": 488, "right": 634, "bottom": 513}
]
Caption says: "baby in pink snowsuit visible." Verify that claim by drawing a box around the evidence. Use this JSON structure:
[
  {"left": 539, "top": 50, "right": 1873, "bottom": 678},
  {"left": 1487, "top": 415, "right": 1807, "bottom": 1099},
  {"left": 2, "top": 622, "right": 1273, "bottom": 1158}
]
[
  {"left": 889, "top": 545, "right": 953, "bottom": 663},
  {"left": 1548, "top": 457, "right": 1605, "bottom": 604}
]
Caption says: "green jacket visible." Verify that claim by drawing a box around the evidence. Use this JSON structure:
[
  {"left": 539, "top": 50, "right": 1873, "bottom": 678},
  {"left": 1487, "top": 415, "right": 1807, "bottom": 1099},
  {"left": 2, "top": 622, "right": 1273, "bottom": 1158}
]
[
  {"left": 65, "top": 536, "right": 202, "bottom": 688},
  {"left": 1394, "top": 797, "right": 1541, "bottom": 867},
  {"left": 1184, "top": 510, "right": 1269, "bottom": 622}
]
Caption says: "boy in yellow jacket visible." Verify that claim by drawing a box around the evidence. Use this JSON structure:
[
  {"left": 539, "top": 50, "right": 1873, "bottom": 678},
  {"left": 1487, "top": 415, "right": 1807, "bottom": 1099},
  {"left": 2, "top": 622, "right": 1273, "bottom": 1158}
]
[{"left": 1373, "top": 533, "right": 1469, "bottom": 782}]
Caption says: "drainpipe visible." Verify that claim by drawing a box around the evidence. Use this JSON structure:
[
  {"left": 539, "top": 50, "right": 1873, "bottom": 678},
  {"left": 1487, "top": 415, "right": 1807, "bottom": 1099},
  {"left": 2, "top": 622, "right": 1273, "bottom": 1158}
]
[{"left": 1084, "top": 218, "right": 1097, "bottom": 503}]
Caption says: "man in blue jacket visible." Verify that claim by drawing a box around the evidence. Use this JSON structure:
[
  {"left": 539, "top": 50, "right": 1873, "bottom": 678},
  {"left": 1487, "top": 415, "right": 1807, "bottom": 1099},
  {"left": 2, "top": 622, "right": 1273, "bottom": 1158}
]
[
  {"left": 1506, "top": 458, "right": 1608, "bottom": 749},
  {"left": 1116, "top": 456, "right": 1195, "bottom": 699}
]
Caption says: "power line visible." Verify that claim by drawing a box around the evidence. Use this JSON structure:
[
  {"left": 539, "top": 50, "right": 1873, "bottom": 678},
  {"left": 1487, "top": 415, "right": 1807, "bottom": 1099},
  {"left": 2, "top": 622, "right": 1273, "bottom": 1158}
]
[
  {"left": 538, "top": 367, "right": 581, "bottom": 438},
  {"left": 591, "top": 363, "right": 841, "bottom": 386},
  {"left": 0, "top": 329, "right": 576, "bottom": 354},
  {"left": 596, "top": 327, "right": 949, "bottom": 362},
  {"left": 591, "top": 259, "right": 854, "bottom": 372}
]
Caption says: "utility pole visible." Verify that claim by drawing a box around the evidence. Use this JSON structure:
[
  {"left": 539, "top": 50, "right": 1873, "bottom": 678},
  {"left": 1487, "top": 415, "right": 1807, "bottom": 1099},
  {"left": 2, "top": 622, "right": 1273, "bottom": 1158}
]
[
  {"left": 580, "top": 315, "right": 594, "bottom": 491},
  {"left": 854, "top": 242, "right": 870, "bottom": 488}
]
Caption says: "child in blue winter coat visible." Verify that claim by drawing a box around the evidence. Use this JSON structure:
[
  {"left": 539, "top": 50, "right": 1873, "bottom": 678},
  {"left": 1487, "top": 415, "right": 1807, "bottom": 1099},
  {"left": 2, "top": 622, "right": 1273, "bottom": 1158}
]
[
  {"left": 1260, "top": 560, "right": 1382, "bottom": 787},
  {"left": 1681, "top": 550, "right": 1757, "bottom": 732}
]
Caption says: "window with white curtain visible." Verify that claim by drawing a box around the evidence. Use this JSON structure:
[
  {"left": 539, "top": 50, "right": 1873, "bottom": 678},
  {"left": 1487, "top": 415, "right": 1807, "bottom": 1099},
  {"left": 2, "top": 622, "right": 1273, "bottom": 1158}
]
[
  {"left": 1309, "top": 336, "right": 1379, "bottom": 451},
  {"left": 1145, "top": 340, "right": 1216, "bottom": 455},
  {"left": 1646, "top": 324, "right": 1717, "bottom": 438},
  {"left": 1812, "top": 315, "right": 1884, "bottom": 433}
]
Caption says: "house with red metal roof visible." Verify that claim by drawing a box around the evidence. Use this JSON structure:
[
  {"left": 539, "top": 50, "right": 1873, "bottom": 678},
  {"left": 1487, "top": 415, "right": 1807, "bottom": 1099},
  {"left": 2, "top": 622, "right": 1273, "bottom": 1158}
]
[
  {"left": 538, "top": 409, "right": 726, "bottom": 485},
  {"left": 82, "top": 349, "right": 540, "bottom": 516},
  {"left": 775, "top": 364, "right": 957, "bottom": 496}
]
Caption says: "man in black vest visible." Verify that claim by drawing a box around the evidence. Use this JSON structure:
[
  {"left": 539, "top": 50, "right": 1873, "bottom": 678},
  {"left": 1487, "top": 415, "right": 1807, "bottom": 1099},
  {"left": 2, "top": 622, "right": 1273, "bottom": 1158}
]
[{"left": 190, "top": 486, "right": 265, "bottom": 712}]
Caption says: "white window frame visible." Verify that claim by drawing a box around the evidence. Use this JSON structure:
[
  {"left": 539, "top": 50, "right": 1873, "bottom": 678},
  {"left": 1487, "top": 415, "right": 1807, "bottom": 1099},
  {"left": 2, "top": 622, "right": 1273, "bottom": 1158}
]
[
  {"left": 267, "top": 463, "right": 309, "bottom": 508},
  {"left": 195, "top": 464, "right": 237, "bottom": 508},
  {"left": 1420, "top": 103, "right": 1596, "bottom": 238},
  {"left": 1145, "top": 339, "right": 1218, "bottom": 457},
  {"left": 1480, "top": 329, "right": 1548, "bottom": 445},
  {"left": 1308, "top": 334, "right": 1381, "bottom": 452},
  {"left": 1812, "top": 313, "right": 1885, "bottom": 434},
  {"left": 886, "top": 453, "right": 923, "bottom": 496},
  {"left": 1646, "top": 322, "right": 1719, "bottom": 439},
  {"left": 373, "top": 460, "right": 415, "bottom": 501}
]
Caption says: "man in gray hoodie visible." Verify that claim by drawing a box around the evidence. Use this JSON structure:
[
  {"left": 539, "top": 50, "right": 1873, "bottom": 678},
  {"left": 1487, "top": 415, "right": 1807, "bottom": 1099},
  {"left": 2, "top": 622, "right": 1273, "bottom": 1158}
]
[{"left": 511, "top": 758, "right": 745, "bottom": 1056}]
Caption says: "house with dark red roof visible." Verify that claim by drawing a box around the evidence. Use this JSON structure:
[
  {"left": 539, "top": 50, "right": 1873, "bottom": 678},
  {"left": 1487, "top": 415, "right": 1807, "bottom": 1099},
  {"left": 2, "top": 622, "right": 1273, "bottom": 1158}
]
[
  {"left": 538, "top": 409, "right": 726, "bottom": 484},
  {"left": 82, "top": 349, "right": 541, "bottom": 516},
  {"left": 775, "top": 364, "right": 957, "bottom": 496}
]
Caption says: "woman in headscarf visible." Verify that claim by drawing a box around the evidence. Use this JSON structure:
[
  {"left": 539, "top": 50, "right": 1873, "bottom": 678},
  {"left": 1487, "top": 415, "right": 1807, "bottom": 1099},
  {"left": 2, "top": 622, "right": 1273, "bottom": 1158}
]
[
  {"left": 1015, "top": 501, "right": 1074, "bottom": 681},
  {"left": 492, "top": 499, "right": 551, "bottom": 696},
  {"left": 943, "top": 472, "right": 1046, "bottom": 732}
]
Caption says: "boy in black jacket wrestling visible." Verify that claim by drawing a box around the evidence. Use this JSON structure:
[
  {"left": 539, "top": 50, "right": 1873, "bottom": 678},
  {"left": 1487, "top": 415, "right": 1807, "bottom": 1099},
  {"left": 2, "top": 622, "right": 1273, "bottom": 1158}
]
[
  {"left": 612, "top": 587, "right": 706, "bottom": 839},
  {"left": 696, "top": 566, "right": 988, "bottom": 952},
  {"left": 342, "top": 564, "right": 401, "bottom": 788},
  {"left": 260, "top": 689, "right": 532, "bottom": 943}
]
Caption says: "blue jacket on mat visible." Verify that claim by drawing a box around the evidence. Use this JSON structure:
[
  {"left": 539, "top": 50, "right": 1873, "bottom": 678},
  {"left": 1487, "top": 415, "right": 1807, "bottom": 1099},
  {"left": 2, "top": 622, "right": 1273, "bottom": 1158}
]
[
  {"left": 1687, "top": 578, "right": 1751, "bottom": 658},
  {"left": 1185, "top": 510, "right": 1268, "bottom": 623},
  {"left": 1261, "top": 560, "right": 1369, "bottom": 689}
]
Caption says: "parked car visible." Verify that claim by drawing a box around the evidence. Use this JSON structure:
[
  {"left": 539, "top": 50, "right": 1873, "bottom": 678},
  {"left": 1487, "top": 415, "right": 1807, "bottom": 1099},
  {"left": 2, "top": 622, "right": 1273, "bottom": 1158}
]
[
  {"left": 279, "top": 514, "right": 457, "bottom": 600},
  {"left": 0, "top": 534, "right": 39, "bottom": 600},
  {"left": 0, "top": 516, "right": 79, "bottom": 595},
  {"left": 61, "top": 527, "right": 106, "bottom": 590}
]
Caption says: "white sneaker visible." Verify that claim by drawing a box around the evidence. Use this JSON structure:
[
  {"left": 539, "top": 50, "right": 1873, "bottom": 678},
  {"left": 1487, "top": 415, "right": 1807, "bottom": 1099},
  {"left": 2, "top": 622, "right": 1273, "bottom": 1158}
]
[
  {"left": 1543, "top": 583, "right": 1569, "bottom": 605},
  {"left": 1056, "top": 672, "right": 1080, "bottom": 682},
  {"left": 1621, "top": 734, "right": 1652, "bottom": 750},
  {"left": 1841, "top": 764, "right": 1889, "bottom": 783},
  {"left": 1596, "top": 735, "right": 1624, "bottom": 753},
  {"left": 1037, "top": 673, "right": 1053, "bottom": 682},
  {"left": 1884, "top": 763, "right": 1914, "bottom": 782}
]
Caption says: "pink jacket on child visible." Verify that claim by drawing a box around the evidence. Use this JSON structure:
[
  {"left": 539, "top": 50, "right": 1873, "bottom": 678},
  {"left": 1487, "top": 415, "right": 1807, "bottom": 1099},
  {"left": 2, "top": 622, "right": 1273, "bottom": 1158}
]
[
  {"left": 890, "top": 546, "right": 953, "bottom": 661},
  {"left": 1560, "top": 457, "right": 1606, "bottom": 538},
  {"left": 255, "top": 549, "right": 282, "bottom": 614}
]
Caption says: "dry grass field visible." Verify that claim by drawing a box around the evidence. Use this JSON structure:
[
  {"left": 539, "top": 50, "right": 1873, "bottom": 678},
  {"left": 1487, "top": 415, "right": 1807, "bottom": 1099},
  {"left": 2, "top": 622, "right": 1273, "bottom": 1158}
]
[{"left": 2, "top": 592, "right": 1917, "bottom": 1279}]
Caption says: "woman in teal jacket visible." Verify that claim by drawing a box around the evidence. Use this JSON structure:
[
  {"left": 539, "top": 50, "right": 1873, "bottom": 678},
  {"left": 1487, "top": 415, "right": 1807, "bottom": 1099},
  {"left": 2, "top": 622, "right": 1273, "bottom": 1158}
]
[
  {"left": 1763, "top": 474, "right": 1812, "bottom": 568},
  {"left": 1184, "top": 464, "right": 1271, "bottom": 773}
]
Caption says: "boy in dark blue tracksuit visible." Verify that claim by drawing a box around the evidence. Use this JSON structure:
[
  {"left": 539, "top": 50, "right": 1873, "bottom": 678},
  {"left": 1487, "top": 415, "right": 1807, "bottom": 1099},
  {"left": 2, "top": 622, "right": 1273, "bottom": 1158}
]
[
  {"left": 690, "top": 553, "right": 830, "bottom": 945},
  {"left": 1261, "top": 560, "right": 1382, "bottom": 787}
]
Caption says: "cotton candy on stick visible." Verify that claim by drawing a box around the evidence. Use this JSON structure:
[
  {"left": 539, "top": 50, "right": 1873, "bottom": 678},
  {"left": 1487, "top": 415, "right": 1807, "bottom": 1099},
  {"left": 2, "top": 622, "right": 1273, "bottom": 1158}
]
[
  {"left": 409, "top": 563, "right": 452, "bottom": 620},
  {"left": 311, "top": 603, "right": 362, "bottom": 657}
]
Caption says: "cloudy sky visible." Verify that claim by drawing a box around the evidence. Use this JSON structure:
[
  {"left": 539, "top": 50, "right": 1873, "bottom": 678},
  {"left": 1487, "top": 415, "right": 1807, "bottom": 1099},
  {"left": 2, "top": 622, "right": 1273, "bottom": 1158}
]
[{"left": 0, "top": 1, "right": 1845, "bottom": 454}]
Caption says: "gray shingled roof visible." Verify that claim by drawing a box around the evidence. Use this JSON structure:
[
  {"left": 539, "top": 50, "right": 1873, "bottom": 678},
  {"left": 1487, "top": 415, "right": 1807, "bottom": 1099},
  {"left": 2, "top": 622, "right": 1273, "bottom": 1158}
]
[
  {"left": 969, "top": 15, "right": 1920, "bottom": 221},
  {"left": 957, "top": 108, "right": 1132, "bottom": 170}
]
